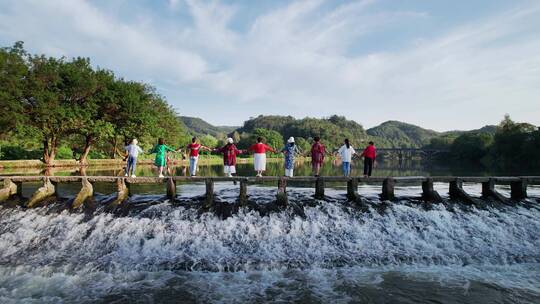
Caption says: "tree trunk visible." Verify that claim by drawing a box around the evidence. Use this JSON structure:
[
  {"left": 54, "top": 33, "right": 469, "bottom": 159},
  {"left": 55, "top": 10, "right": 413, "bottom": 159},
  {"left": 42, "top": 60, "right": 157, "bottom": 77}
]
[
  {"left": 43, "top": 138, "right": 50, "bottom": 164},
  {"left": 79, "top": 135, "right": 93, "bottom": 165},
  {"left": 111, "top": 136, "right": 118, "bottom": 158},
  {"left": 43, "top": 136, "right": 57, "bottom": 166}
]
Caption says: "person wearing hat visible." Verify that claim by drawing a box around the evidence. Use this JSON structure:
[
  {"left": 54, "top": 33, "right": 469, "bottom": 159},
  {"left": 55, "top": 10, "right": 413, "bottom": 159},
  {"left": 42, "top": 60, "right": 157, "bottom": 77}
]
[
  {"left": 215, "top": 138, "right": 243, "bottom": 177},
  {"left": 281, "top": 137, "right": 302, "bottom": 177},
  {"left": 124, "top": 138, "right": 143, "bottom": 177},
  {"left": 248, "top": 137, "right": 277, "bottom": 177}
]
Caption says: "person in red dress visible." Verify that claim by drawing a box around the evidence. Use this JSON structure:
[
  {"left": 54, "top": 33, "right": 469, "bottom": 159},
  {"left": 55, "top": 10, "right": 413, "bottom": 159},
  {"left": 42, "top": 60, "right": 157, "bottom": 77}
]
[
  {"left": 310, "top": 136, "right": 327, "bottom": 177},
  {"left": 215, "top": 138, "right": 243, "bottom": 177},
  {"left": 248, "top": 137, "right": 277, "bottom": 177},
  {"left": 360, "top": 141, "right": 377, "bottom": 177}
]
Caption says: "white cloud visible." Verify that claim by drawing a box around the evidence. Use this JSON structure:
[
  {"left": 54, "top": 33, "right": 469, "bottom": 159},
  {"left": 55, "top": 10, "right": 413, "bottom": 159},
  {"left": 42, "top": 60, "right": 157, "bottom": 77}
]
[
  {"left": 0, "top": 0, "right": 208, "bottom": 82},
  {"left": 0, "top": 0, "right": 539, "bottom": 130}
]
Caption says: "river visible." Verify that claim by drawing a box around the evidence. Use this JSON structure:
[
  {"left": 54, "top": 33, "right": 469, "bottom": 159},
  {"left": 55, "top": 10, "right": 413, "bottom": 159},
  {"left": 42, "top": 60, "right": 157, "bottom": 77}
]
[{"left": 0, "top": 160, "right": 539, "bottom": 303}]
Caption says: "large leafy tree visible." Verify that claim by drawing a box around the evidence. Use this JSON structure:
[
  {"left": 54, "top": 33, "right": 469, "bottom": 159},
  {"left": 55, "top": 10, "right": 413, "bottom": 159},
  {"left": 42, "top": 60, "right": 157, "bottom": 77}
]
[
  {"left": 450, "top": 133, "right": 493, "bottom": 162},
  {"left": 74, "top": 70, "right": 116, "bottom": 164},
  {"left": 0, "top": 42, "right": 27, "bottom": 137},
  {"left": 23, "top": 56, "right": 74, "bottom": 164},
  {"left": 489, "top": 115, "right": 538, "bottom": 168},
  {"left": 100, "top": 80, "right": 187, "bottom": 156},
  {"left": 21, "top": 55, "right": 113, "bottom": 165},
  {"left": 1, "top": 42, "right": 188, "bottom": 164}
]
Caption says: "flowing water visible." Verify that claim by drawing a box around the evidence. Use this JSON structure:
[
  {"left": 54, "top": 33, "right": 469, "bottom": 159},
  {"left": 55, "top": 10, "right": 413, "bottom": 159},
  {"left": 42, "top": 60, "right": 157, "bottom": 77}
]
[{"left": 0, "top": 161, "right": 539, "bottom": 303}]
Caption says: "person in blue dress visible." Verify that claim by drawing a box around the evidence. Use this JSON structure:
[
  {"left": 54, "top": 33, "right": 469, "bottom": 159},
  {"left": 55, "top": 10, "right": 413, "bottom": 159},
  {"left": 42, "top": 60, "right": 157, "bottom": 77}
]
[{"left": 281, "top": 137, "right": 302, "bottom": 177}]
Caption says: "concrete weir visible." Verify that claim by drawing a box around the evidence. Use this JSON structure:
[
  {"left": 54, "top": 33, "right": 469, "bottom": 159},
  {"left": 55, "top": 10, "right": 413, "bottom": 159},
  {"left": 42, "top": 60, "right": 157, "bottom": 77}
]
[
  {"left": 0, "top": 178, "right": 18, "bottom": 202},
  {"left": 27, "top": 178, "right": 56, "bottom": 208},
  {"left": 0, "top": 175, "right": 538, "bottom": 209},
  {"left": 72, "top": 178, "right": 93, "bottom": 208}
]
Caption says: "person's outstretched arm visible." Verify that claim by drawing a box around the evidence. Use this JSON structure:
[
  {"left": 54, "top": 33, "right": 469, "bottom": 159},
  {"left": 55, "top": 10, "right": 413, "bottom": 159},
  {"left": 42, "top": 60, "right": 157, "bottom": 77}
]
[
  {"left": 164, "top": 145, "right": 176, "bottom": 152},
  {"left": 266, "top": 144, "right": 277, "bottom": 153}
]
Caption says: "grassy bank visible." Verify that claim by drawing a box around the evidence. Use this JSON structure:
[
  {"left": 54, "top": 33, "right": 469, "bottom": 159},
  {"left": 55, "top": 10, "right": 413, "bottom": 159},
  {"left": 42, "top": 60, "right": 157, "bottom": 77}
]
[{"left": 0, "top": 156, "right": 302, "bottom": 169}]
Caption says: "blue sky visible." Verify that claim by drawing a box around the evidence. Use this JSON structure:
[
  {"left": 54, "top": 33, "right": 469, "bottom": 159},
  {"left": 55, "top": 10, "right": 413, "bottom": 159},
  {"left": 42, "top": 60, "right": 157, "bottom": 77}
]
[{"left": 1, "top": 0, "right": 539, "bottom": 131}]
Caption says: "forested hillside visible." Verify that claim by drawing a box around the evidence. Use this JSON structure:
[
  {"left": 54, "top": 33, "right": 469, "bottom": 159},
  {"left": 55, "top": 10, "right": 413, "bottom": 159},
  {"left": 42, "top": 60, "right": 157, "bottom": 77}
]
[
  {"left": 234, "top": 115, "right": 368, "bottom": 151},
  {"left": 179, "top": 116, "right": 237, "bottom": 138},
  {"left": 366, "top": 121, "right": 439, "bottom": 148}
]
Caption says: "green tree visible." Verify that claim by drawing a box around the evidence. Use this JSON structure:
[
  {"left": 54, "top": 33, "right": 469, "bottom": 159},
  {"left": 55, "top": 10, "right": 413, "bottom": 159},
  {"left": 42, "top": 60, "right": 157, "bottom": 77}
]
[
  {"left": 489, "top": 114, "right": 538, "bottom": 168},
  {"left": 247, "top": 128, "right": 283, "bottom": 152},
  {"left": 21, "top": 55, "right": 105, "bottom": 164},
  {"left": 65, "top": 66, "right": 116, "bottom": 164},
  {"left": 450, "top": 133, "right": 493, "bottom": 162},
  {"left": 0, "top": 42, "right": 27, "bottom": 137},
  {"left": 200, "top": 134, "right": 218, "bottom": 149},
  {"left": 293, "top": 137, "right": 310, "bottom": 154}
]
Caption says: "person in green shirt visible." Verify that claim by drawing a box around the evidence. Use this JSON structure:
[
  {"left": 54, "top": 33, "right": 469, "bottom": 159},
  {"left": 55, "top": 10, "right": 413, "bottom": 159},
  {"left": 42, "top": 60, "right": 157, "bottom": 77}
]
[{"left": 150, "top": 138, "right": 177, "bottom": 177}]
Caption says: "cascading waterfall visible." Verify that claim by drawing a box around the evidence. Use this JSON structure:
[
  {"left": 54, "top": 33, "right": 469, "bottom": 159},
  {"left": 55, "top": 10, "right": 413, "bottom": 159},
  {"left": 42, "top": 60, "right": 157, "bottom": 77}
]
[{"left": 0, "top": 184, "right": 539, "bottom": 303}]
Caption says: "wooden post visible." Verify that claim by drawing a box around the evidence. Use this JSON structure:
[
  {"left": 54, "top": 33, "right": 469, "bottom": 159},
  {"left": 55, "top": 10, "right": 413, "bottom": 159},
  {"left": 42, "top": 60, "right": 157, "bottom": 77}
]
[
  {"left": 204, "top": 178, "right": 214, "bottom": 209},
  {"left": 0, "top": 178, "right": 18, "bottom": 202},
  {"left": 15, "top": 181, "right": 23, "bottom": 197},
  {"left": 510, "top": 179, "right": 527, "bottom": 200},
  {"left": 276, "top": 177, "right": 288, "bottom": 206},
  {"left": 481, "top": 179, "right": 495, "bottom": 198},
  {"left": 112, "top": 178, "right": 129, "bottom": 206},
  {"left": 481, "top": 178, "right": 508, "bottom": 203},
  {"left": 27, "top": 178, "right": 56, "bottom": 208},
  {"left": 449, "top": 179, "right": 477, "bottom": 206},
  {"left": 449, "top": 179, "right": 463, "bottom": 199},
  {"left": 72, "top": 178, "right": 93, "bottom": 209},
  {"left": 381, "top": 178, "right": 395, "bottom": 201},
  {"left": 315, "top": 177, "right": 325, "bottom": 199},
  {"left": 422, "top": 178, "right": 441, "bottom": 202},
  {"left": 239, "top": 178, "right": 248, "bottom": 207},
  {"left": 166, "top": 178, "right": 176, "bottom": 200},
  {"left": 347, "top": 178, "right": 359, "bottom": 200}
]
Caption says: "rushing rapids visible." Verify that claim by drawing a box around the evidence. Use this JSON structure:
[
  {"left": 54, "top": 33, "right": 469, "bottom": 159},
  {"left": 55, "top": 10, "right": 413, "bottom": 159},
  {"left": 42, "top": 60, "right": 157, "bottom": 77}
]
[{"left": 0, "top": 183, "right": 539, "bottom": 303}]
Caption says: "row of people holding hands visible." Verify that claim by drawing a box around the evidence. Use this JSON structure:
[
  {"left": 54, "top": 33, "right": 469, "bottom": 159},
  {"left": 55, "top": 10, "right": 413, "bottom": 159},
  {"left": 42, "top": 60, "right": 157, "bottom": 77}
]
[{"left": 123, "top": 136, "right": 376, "bottom": 178}]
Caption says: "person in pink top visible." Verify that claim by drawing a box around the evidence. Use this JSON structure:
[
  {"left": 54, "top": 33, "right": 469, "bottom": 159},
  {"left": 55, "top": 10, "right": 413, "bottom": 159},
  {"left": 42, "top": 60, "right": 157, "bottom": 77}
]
[
  {"left": 248, "top": 137, "right": 277, "bottom": 177},
  {"left": 360, "top": 141, "right": 377, "bottom": 177},
  {"left": 183, "top": 137, "right": 211, "bottom": 176}
]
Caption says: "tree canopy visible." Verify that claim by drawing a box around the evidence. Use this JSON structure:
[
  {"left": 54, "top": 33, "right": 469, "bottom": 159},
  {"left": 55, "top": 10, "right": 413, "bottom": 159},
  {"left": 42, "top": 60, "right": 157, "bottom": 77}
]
[{"left": 0, "top": 42, "right": 187, "bottom": 164}]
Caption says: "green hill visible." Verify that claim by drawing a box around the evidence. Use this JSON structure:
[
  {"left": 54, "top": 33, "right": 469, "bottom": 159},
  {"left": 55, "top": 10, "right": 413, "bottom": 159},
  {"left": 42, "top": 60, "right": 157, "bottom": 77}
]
[
  {"left": 236, "top": 115, "right": 368, "bottom": 150},
  {"left": 179, "top": 116, "right": 238, "bottom": 138},
  {"left": 366, "top": 121, "right": 439, "bottom": 148},
  {"left": 179, "top": 115, "right": 501, "bottom": 150},
  {"left": 442, "top": 125, "right": 497, "bottom": 137}
]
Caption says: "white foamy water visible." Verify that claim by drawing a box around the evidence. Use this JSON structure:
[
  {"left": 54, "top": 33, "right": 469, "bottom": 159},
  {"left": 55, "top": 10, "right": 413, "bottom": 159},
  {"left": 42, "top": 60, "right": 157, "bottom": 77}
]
[{"left": 0, "top": 184, "right": 539, "bottom": 303}]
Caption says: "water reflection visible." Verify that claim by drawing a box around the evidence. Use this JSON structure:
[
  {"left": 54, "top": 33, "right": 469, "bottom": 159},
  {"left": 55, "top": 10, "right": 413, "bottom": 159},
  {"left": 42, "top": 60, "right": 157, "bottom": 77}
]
[{"left": 0, "top": 159, "right": 536, "bottom": 177}]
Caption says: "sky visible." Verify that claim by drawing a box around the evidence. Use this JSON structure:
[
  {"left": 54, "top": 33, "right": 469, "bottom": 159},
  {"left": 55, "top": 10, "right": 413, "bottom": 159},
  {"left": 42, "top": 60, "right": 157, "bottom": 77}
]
[{"left": 0, "top": 0, "right": 539, "bottom": 131}]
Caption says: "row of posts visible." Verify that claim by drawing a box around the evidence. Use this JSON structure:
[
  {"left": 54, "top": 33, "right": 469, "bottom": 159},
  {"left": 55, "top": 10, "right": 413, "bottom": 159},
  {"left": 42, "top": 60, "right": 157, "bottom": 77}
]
[
  {"left": 0, "top": 176, "right": 531, "bottom": 208},
  {"left": 167, "top": 177, "right": 529, "bottom": 208}
]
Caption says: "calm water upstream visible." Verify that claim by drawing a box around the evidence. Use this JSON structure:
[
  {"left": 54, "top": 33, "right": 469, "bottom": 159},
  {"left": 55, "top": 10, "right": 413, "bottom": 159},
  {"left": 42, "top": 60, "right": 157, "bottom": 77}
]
[{"left": 0, "top": 160, "right": 539, "bottom": 303}]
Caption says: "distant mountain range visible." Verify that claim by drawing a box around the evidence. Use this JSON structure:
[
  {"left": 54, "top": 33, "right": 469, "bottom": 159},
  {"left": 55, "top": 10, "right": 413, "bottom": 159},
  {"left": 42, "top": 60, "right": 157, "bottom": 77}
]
[{"left": 178, "top": 115, "right": 497, "bottom": 148}]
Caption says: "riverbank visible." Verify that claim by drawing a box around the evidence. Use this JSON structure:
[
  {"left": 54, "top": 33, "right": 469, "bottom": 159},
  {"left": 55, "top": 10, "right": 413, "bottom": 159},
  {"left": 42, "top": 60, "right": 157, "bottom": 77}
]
[{"left": 0, "top": 156, "right": 303, "bottom": 169}]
